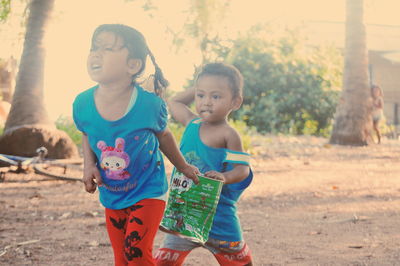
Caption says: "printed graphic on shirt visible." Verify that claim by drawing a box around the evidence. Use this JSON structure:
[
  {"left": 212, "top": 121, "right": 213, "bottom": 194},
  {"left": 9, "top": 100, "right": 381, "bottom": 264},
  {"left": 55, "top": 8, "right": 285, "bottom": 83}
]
[
  {"left": 97, "top": 138, "right": 131, "bottom": 180},
  {"left": 184, "top": 151, "right": 210, "bottom": 174}
]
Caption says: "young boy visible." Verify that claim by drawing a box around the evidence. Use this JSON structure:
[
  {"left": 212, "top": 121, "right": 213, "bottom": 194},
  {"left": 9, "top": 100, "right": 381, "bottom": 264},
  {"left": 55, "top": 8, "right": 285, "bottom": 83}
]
[{"left": 155, "top": 63, "right": 253, "bottom": 266}]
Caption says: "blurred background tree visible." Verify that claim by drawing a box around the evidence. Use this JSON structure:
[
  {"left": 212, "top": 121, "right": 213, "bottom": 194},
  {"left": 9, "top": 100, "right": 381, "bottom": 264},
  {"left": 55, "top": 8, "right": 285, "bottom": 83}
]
[
  {"left": 1, "top": 0, "right": 377, "bottom": 154},
  {"left": 330, "top": 0, "right": 372, "bottom": 145},
  {"left": 223, "top": 27, "right": 342, "bottom": 136},
  {"left": 0, "top": 0, "right": 78, "bottom": 158},
  {"left": 177, "top": 24, "right": 343, "bottom": 136},
  {"left": 0, "top": 0, "right": 10, "bottom": 22},
  {"left": 159, "top": 1, "right": 343, "bottom": 137}
]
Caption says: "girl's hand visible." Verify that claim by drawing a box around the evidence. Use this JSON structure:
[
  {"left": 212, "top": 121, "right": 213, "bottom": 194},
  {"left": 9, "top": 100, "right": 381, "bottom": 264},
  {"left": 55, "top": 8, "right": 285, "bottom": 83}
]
[
  {"left": 83, "top": 164, "right": 103, "bottom": 193},
  {"left": 205, "top": 170, "right": 226, "bottom": 183},
  {"left": 178, "top": 164, "right": 200, "bottom": 184}
]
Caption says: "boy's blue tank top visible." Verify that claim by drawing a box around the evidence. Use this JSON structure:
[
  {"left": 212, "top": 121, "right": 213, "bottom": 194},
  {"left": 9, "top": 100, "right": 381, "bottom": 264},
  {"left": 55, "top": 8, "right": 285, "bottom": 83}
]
[
  {"left": 178, "top": 118, "right": 253, "bottom": 241},
  {"left": 73, "top": 85, "right": 168, "bottom": 210}
]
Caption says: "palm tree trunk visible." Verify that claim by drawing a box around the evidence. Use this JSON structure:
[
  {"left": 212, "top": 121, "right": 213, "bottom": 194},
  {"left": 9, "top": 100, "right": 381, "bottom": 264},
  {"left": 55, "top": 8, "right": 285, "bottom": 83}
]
[
  {"left": 0, "top": 0, "right": 78, "bottom": 158},
  {"left": 5, "top": 0, "right": 52, "bottom": 132},
  {"left": 330, "top": 0, "right": 372, "bottom": 146}
]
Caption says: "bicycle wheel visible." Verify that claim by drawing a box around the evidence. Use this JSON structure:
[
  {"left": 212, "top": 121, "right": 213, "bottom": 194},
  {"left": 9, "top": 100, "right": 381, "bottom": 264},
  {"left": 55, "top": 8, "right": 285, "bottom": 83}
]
[{"left": 34, "top": 163, "right": 83, "bottom": 182}]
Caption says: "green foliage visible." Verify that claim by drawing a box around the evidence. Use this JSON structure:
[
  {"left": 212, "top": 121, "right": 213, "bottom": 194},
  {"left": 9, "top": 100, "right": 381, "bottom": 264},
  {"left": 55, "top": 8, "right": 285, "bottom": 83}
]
[
  {"left": 221, "top": 27, "right": 343, "bottom": 136},
  {"left": 229, "top": 119, "right": 254, "bottom": 152},
  {"left": 167, "top": 0, "right": 231, "bottom": 62},
  {"left": 0, "top": 0, "right": 11, "bottom": 22},
  {"left": 168, "top": 120, "right": 185, "bottom": 143},
  {"left": 379, "top": 116, "right": 397, "bottom": 140},
  {"left": 55, "top": 115, "right": 82, "bottom": 147}
]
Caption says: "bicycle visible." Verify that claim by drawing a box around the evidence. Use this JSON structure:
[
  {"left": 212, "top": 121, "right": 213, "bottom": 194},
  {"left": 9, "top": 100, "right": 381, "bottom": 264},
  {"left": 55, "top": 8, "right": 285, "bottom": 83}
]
[{"left": 0, "top": 147, "right": 83, "bottom": 182}]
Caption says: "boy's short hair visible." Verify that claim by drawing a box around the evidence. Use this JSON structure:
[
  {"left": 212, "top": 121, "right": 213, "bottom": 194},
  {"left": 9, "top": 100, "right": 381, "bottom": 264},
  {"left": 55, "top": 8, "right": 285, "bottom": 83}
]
[{"left": 196, "top": 63, "right": 243, "bottom": 98}]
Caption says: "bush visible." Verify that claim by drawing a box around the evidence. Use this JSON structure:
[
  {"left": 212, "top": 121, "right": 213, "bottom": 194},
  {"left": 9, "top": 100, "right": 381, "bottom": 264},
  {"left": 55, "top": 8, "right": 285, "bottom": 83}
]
[
  {"left": 219, "top": 27, "right": 343, "bottom": 136},
  {"left": 55, "top": 115, "right": 82, "bottom": 147},
  {"left": 168, "top": 120, "right": 185, "bottom": 143},
  {"left": 229, "top": 119, "right": 254, "bottom": 152}
]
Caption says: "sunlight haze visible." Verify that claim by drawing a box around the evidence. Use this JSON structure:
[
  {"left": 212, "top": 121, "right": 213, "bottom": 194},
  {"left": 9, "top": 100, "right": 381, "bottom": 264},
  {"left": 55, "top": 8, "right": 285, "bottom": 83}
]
[{"left": 0, "top": 0, "right": 399, "bottom": 120}]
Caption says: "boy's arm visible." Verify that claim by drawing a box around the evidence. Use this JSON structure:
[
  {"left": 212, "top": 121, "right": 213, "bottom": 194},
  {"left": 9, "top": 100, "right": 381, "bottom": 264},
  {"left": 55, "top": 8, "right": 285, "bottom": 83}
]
[
  {"left": 156, "top": 128, "right": 200, "bottom": 184},
  {"left": 204, "top": 128, "right": 250, "bottom": 184},
  {"left": 219, "top": 165, "right": 250, "bottom": 184},
  {"left": 167, "top": 87, "right": 198, "bottom": 126}
]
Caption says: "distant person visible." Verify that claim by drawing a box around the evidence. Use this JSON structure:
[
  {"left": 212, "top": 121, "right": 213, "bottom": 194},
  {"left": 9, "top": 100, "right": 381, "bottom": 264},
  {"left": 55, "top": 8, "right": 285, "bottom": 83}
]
[
  {"left": 371, "top": 84, "right": 384, "bottom": 144},
  {"left": 155, "top": 63, "right": 253, "bottom": 265},
  {"left": 72, "top": 24, "right": 200, "bottom": 266}
]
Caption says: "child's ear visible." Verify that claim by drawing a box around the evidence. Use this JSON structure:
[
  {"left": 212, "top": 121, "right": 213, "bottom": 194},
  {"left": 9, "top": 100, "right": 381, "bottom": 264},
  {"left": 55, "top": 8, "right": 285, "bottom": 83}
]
[
  {"left": 232, "top": 96, "right": 243, "bottom": 111},
  {"left": 128, "top": 59, "right": 142, "bottom": 75}
]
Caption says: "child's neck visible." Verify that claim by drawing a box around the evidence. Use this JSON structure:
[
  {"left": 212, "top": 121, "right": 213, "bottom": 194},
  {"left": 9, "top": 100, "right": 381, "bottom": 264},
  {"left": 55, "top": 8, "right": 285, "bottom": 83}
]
[
  {"left": 94, "top": 80, "right": 136, "bottom": 121},
  {"left": 199, "top": 118, "right": 230, "bottom": 149},
  {"left": 97, "top": 80, "right": 134, "bottom": 100}
]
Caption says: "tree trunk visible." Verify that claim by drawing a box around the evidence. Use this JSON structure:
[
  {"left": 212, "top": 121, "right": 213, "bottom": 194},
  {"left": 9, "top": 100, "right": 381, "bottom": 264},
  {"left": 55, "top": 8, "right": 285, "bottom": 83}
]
[
  {"left": 330, "top": 0, "right": 372, "bottom": 146},
  {"left": 0, "top": 0, "right": 78, "bottom": 158}
]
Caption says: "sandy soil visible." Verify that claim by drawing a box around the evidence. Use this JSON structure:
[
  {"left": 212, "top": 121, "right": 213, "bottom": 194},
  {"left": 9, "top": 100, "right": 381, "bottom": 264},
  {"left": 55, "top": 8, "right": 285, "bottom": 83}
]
[{"left": 1, "top": 135, "right": 399, "bottom": 265}]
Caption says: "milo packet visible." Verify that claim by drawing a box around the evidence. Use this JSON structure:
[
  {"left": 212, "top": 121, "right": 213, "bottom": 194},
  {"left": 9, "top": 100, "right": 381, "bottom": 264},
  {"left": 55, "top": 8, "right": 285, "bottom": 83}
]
[{"left": 160, "top": 171, "right": 223, "bottom": 244}]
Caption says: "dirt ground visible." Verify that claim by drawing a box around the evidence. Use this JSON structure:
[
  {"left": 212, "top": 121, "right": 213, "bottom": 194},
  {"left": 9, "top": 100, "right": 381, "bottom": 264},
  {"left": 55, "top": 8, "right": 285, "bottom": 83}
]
[{"left": 1, "top": 135, "right": 399, "bottom": 266}]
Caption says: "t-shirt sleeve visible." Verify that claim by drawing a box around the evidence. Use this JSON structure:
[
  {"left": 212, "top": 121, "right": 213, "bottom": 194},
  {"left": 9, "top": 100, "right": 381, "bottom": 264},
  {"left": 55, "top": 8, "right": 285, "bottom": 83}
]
[
  {"left": 223, "top": 150, "right": 253, "bottom": 191},
  {"left": 72, "top": 97, "right": 85, "bottom": 133},
  {"left": 154, "top": 99, "right": 168, "bottom": 133},
  {"left": 222, "top": 150, "right": 251, "bottom": 166}
]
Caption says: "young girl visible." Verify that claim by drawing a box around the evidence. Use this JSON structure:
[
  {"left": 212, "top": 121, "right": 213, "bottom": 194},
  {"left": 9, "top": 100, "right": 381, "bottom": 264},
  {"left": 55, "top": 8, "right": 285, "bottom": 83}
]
[
  {"left": 155, "top": 63, "right": 253, "bottom": 265},
  {"left": 72, "top": 24, "right": 199, "bottom": 266},
  {"left": 371, "top": 84, "right": 384, "bottom": 144}
]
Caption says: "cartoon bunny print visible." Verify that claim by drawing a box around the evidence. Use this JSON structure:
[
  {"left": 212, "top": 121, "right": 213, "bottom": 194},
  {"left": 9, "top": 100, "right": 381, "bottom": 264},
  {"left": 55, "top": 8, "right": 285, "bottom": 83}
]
[{"left": 97, "top": 138, "right": 131, "bottom": 180}]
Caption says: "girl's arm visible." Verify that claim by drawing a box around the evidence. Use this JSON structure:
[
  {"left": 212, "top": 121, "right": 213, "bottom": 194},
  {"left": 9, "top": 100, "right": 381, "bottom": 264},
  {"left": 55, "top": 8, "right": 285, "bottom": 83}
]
[
  {"left": 204, "top": 128, "right": 250, "bottom": 184},
  {"left": 156, "top": 128, "right": 200, "bottom": 183},
  {"left": 82, "top": 134, "right": 103, "bottom": 193},
  {"left": 167, "top": 87, "right": 197, "bottom": 126},
  {"left": 378, "top": 97, "right": 384, "bottom": 109}
]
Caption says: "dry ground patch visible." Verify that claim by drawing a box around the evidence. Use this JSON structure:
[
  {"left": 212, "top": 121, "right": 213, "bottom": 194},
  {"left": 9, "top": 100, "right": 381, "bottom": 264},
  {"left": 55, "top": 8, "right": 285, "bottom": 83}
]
[{"left": 1, "top": 136, "right": 399, "bottom": 265}]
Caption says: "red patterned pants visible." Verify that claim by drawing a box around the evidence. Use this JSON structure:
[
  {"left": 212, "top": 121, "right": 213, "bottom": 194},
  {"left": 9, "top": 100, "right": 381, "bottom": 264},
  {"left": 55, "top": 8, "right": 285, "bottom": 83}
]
[{"left": 105, "top": 199, "right": 165, "bottom": 266}]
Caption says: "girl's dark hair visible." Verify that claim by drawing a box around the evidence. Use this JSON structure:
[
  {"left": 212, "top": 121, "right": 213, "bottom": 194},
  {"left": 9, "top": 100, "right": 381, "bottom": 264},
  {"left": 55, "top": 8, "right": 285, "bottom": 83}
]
[
  {"left": 371, "top": 84, "right": 383, "bottom": 96},
  {"left": 195, "top": 63, "right": 243, "bottom": 98},
  {"left": 91, "top": 24, "right": 168, "bottom": 96}
]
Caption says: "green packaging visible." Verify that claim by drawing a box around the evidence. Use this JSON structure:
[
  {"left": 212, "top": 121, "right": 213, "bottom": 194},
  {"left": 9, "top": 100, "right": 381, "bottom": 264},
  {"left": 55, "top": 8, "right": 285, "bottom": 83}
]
[{"left": 160, "top": 171, "right": 223, "bottom": 244}]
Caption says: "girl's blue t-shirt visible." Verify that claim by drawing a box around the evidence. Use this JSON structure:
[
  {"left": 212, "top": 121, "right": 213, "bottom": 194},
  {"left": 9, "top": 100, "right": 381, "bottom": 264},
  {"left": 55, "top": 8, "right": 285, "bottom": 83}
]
[
  {"left": 73, "top": 85, "right": 168, "bottom": 210},
  {"left": 178, "top": 118, "right": 253, "bottom": 242}
]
